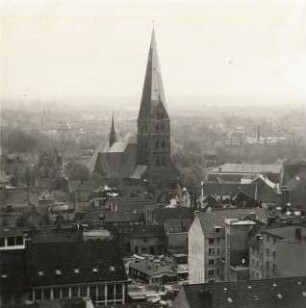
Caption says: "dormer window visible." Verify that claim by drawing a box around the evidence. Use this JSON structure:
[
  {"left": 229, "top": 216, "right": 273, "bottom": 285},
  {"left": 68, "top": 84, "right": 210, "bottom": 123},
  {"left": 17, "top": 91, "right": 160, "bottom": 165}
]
[{"left": 55, "top": 270, "right": 62, "bottom": 275}]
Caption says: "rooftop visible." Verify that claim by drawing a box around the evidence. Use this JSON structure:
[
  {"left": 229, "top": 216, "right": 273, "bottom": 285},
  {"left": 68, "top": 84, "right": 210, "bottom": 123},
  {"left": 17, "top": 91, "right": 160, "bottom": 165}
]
[
  {"left": 26, "top": 240, "right": 127, "bottom": 287},
  {"left": 177, "top": 276, "right": 306, "bottom": 308},
  {"left": 210, "top": 163, "right": 282, "bottom": 175}
]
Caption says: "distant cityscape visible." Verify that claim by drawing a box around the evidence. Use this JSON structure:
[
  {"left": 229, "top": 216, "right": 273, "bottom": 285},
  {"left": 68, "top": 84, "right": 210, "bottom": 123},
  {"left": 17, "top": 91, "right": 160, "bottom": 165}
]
[{"left": 0, "top": 8, "right": 305, "bottom": 308}]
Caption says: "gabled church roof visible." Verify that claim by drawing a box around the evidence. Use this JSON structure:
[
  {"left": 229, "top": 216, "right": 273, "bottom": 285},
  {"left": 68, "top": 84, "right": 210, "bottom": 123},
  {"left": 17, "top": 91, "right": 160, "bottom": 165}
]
[{"left": 138, "top": 29, "right": 169, "bottom": 120}]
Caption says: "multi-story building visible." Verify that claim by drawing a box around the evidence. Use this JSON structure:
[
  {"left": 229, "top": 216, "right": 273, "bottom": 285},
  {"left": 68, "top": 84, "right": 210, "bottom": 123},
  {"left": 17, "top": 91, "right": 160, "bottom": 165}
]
[
  {"left": 188, "top": 208, "right": 267, "bottom": 283},
  {"left": 0, "top": 237, "right": 128, "bottom": 308},
  {"left": 249, "top": 226, "right": 306, "bottom": 280}
]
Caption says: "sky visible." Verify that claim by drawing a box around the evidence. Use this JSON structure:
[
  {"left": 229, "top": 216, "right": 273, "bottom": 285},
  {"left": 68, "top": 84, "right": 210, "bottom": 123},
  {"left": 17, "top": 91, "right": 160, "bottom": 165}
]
[{"left": 0, "top": 0, "right": 305, "bottom": 108}]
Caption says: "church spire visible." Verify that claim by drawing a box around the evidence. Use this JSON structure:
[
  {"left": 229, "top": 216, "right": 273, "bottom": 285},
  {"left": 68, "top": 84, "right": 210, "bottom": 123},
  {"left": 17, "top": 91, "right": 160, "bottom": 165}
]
[
  {"left": 138, "top": 28, "right": 169, "bottom": 120},
  {"left": 109, "top": 113, "right": 117, "bottom": 147}
]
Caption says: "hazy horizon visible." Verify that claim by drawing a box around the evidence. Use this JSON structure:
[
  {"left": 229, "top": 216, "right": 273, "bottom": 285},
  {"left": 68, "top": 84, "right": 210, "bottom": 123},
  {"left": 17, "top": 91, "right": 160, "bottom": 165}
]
[{"left": 1, "top": 0, "right": 305, "bottom": 107}]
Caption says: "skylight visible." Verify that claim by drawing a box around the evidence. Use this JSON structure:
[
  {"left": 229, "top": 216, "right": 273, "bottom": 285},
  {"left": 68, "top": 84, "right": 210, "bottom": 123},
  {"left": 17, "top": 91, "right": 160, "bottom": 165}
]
[{"left": 110, "top": 266, "right": 116, "bottom": 272}]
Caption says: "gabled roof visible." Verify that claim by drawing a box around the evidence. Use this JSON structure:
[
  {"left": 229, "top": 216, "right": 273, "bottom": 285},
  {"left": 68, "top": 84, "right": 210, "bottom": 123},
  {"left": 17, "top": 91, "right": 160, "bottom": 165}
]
[
  {"left": 196, "top": 208, "right": 268, "bottom": 235},
  {"left": 262, "top": 226, "right": 306, "bottom": 240},
  {"left": 138, "top": 29, "right": 169, "bottom": 120},
  {"left": 177, "top": 276, "right": 306, "bottom": 308},
  {"left": 26, "top": 240, "right": 127, "bottom": 287}
]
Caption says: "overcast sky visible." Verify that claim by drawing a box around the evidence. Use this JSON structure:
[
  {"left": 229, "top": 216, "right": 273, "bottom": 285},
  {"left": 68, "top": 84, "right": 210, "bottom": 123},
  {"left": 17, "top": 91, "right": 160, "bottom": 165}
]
[{"left": 1, "top": 0, "right": 305, "bottom": 107}]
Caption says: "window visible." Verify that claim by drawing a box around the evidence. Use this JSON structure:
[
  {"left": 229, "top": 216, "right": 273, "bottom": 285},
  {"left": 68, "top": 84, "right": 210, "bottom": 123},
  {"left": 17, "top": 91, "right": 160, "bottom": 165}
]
[
  {"left": 209, "top": 248, "right": 215, "bottom": 256},
  {"left": 62, "top": 287, "right": 69, "bottom": 298},
  {"left": 156, "top": 157, "right": 160, "bottom": 167},
  {"left": 80, "top": 286, "right": 87, "bottom": 297},
  {"left": 273, "top": 251, "right": 276, "bottom": 260},
  {"left": 266, "top": 236, "right": 270, "bottom": 242},
  {"left": 35, "top": 289, "right": 42, "bottom": 300},
  {"left": 266, "top": 249, "right": 269, "bottom": 255},
  {"left": 16, "top": 236, "right": 23, "bottom": 245},
  {"left": 74, "top": 268, "right": 80, "bottom": 274},
  {"left": 53, "top": 288, "right": 60, "bottom": 299},
  {"left": 155, "top": 141, "right": 160, "bottom": 149},
  {"left": 161, "top": 140, "right": 166, "bottom": 148},
  {"left": 98, "top": 285, "right": 105, "bottom": 301},
  {"left": 0, "top": 237, "right": 4, "bottom": 247},
  {"left": 90, "top": 285, "right": 96, "bottom": 301},
  {"left": 38, "top": 271, "right": 44, "bottom": 276},
  {"left": 7, "top": 237, "right": 14, "bottom": 246},
  {"left": 208, "top": 270, "right": 214, "bottom": 277},
  {"left": 107, "top": 285, "right": 114, "bottom": 300},
  {"left": 55, "top": 270, "right": 62, "bottom": 275},
  {"left": 156, "top": 123, "right": 159, "bottom": 130},
  {"left": 43, "top": 289, "right": 50, "bottom": 300},
  {"left": 209, "top": 259, "right": 214, "bottom": 266},
  {"left": 209, "top": 238, "right": 214, "bottom": 245},
  {"left": 266, "top": 261, "right": 270, "bottom": 269},
  {"left": 72, "top": 286, "right": 79, "bottom": 297},
  {"left": 116, "top": 284, "right": 123, "bottom": 298}
]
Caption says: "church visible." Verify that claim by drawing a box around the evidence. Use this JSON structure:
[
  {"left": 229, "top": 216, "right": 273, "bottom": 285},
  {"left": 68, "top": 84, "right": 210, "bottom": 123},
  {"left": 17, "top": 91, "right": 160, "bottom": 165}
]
[{"left": 89, "top": 29, "right": 180, "bottom": 185}]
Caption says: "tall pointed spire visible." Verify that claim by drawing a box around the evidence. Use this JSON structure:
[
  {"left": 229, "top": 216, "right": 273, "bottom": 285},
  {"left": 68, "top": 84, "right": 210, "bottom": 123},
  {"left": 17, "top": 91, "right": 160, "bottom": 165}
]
[
  {"left": 138, "top": 28, "right": 169, "bottom": 119},
  {"left": 109, "top": 113, "right": 117, "bottom": 147}
]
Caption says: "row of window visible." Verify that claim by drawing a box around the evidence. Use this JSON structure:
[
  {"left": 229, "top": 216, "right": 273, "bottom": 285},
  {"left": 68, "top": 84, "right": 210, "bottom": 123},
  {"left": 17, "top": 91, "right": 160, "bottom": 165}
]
[
  {"left": 0, "top": 236, "right": 24, "bottom": 247},
  {"left": 155, "top": 156, "right": 167, "bottom": 167},
  {"left": 31, "top": 284, "right": 124, "bottom": 302}
]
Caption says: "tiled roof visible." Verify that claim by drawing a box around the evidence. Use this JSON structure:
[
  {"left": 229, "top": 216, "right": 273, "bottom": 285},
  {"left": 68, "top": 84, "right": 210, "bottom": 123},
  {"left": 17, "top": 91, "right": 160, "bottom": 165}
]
[
  {"left": 154, "top": 207, "right": 194, "bottom": 225},
  {"left": 131, "top": 225, "right": 165, "bottom": 238},
  {"left": 104, "top": 211, "right": 145, "bottom": 223},
  {"left": 201, "top": 182, "right": 256, "bottom": 198},
  {"left": 26, "top": 240, "right": 127, "bottom": 287},
  {"left": 262, "top": 226, "right": 306, "bottom": 240},
  {"left": 197, "top": 208, "right": 268, "bottom": 235},
  {"left": 210, "top": 163, "right": 282, "bottom": 175},
  {"left": 178, "top": 276, "right": 306, "bottom": 308}
]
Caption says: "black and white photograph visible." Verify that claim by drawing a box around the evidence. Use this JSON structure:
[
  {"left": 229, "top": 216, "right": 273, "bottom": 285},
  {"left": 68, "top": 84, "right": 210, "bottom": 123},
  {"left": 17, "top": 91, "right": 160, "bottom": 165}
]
[{"left": 0, "top": 0, "right": 305, "bottom": 307}]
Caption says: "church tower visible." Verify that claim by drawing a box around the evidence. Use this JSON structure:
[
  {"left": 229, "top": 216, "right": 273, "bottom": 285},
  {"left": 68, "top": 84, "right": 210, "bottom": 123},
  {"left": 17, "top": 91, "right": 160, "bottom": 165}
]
[
  {"left": 137, "top": 29, "right": 179, "bottom": 183},
  {"left": 109, "top": 113, "right": 117, "bottom": 147}
]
